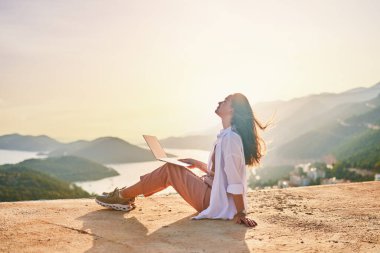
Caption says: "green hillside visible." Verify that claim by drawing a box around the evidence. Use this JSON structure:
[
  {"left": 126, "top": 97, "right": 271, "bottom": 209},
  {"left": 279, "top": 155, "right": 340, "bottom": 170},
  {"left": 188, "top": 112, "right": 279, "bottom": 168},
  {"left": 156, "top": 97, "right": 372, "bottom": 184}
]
[
  {"left": 0, "top": 156, "right": 119, "bottom": 182},
  {"left": 275, "top": 122, "right": 363, "bottom": 160},
  {"left": 0, "top": 166, "right": 90, "bottom": 202},
  {"left": 276, "top": 96, "right": 380, "bottom": 161},
  {"left": 333, "top": 127, "right": 380, "bottom": 171}
]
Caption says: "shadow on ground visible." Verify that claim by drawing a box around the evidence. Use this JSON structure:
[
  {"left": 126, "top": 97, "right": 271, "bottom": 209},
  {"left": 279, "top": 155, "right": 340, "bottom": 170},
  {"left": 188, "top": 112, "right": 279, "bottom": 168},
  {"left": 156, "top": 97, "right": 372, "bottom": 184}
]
[{"left": 79, "top": 209, "right": 251, "bottom": 252}]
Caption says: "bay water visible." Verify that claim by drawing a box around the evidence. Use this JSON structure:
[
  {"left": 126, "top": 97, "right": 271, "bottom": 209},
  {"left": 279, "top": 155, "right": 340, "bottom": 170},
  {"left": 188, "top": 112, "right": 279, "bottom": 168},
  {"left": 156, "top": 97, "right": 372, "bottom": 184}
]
[{"left": 0, "top": 148, "right": 210, "bottom": 196}]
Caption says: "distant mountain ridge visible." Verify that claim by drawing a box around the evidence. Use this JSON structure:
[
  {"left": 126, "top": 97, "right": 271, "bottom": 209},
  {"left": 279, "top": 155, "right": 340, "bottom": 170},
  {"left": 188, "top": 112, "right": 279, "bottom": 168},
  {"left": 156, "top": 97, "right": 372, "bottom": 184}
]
[
  {"left": 0, "top": 135, "right": 159, "bottom": 164},
  {"left": 272, "top": 94, "right": 380, "bottom": 165},
  {"left": 160, "top": 81, "right": 380, "bottom": 158},
  {"left": 0, "top": 133, "right": 62, "bottom": 151},
  {"left": 1, "top": 81, "right": 379, "bottom": 165},
  {"left": 48, "top": 137, "right": 157, "bottom": 164}
]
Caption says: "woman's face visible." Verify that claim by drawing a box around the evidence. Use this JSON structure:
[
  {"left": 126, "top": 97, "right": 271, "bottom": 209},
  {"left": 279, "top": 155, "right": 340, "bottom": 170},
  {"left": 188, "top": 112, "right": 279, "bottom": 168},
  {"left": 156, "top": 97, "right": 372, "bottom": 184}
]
[{"left": 215, "top": 95, "right": 233, "bottom": 117}]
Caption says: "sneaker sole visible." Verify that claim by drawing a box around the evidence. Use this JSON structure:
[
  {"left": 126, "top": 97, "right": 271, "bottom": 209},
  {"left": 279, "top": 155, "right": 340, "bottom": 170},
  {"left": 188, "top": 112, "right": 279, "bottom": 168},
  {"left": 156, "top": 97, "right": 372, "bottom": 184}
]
[{"left": 95, "top": 199, "right": 135, "bottom": 211}]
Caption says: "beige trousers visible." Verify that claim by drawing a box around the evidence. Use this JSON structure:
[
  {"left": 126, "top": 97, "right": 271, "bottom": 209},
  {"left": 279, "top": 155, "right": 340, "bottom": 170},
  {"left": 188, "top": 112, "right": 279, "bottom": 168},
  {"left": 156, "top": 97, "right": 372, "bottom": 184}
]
[{"left": 139, "top": 162, "right": 212, "bottom": 213}]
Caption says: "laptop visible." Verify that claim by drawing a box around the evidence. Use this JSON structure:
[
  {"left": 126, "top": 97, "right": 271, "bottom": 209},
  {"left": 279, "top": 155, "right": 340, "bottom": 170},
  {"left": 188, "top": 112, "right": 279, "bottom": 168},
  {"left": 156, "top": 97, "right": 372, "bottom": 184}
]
[{"left": 143, "top": 135, "right": 192, "bottom": 167}]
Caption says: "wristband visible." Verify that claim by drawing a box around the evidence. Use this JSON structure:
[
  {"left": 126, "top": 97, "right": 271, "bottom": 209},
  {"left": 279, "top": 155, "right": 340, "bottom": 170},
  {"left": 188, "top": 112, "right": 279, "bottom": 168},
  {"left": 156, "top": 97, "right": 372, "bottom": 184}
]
[{"left": 235, "top": 210, "right": 247, "bottom": 217}]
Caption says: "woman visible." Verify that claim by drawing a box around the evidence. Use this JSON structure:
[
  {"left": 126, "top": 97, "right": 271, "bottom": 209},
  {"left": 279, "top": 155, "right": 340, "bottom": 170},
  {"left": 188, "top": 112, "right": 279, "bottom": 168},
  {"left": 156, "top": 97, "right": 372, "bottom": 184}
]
[{"left": 96, "top": 93, "right": 268, "bottom": 228}]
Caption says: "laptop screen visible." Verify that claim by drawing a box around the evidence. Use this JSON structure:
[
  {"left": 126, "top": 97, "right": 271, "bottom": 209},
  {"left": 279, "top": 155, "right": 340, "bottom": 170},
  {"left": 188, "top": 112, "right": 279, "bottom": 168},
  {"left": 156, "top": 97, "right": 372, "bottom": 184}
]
[{"left": 143, "top": 135, "right": 167, "bottom": 159}]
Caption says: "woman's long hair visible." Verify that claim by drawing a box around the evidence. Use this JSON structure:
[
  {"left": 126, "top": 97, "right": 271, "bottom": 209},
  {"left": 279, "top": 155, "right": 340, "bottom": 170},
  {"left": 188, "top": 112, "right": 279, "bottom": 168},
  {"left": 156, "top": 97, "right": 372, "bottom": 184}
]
[{"left": 231, "top": 93, "right": 270, "bottom": 167}]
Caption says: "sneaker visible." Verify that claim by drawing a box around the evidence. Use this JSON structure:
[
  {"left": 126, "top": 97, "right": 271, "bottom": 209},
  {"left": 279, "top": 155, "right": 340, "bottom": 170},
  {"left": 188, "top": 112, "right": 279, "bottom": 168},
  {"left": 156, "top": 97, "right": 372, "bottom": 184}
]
[
  {"left": 102, "top": 186, "right": 127, "bottom": 196},
  {"left": 95, "top": 187, "right": 136, "bottom": 211}
]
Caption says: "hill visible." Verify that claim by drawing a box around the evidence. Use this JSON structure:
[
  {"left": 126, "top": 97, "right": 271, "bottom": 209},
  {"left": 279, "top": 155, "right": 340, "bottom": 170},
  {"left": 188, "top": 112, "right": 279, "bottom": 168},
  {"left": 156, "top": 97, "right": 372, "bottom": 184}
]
[
  {"left": 0, "top": 156, "right": 119, "bottom": 182},
  {"left": 333, "top": 127, "right": 380, "bottom": 170},
  {"left": 0, "top": 134, "right": 162, "bottom": 164},
  {"left": 48, "top": 137, "right": 157, "bottom": 164},
  {"left": 274, "top": 94, "right": 380, "bottom": 163},
  {"left": 0, "top": 166, "right": 90, "bottom": 201},
  {"left": 0, "top": 133, "right": 63, "bottom": 151}
]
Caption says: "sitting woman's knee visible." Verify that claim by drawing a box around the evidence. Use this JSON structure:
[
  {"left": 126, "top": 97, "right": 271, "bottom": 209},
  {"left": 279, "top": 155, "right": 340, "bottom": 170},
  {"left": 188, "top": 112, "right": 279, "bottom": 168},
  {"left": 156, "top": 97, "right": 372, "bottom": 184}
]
[{"left": 160, "top": 163, "right": 187, "bottom": 177}]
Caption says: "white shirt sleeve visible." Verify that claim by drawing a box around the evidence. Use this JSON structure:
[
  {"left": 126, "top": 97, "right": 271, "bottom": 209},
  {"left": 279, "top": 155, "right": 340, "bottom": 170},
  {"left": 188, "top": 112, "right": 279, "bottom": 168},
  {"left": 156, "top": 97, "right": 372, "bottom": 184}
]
[{"left": 222, "top": 133, "right": 245, "bottom": 195}]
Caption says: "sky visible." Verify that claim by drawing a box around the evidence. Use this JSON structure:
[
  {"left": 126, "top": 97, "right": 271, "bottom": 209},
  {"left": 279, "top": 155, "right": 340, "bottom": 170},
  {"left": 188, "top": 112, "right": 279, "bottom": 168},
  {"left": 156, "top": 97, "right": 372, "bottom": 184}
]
[{"left": 1, "top": 0, "right": 379, "bottom": 144}]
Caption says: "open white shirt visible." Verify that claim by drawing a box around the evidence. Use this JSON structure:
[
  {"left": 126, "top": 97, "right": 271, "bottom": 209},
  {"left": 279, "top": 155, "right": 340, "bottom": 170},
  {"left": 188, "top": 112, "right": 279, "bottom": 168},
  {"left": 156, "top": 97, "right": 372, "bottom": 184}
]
[{"left": 191, "top": 126, "right": 248, "bottom": 220}]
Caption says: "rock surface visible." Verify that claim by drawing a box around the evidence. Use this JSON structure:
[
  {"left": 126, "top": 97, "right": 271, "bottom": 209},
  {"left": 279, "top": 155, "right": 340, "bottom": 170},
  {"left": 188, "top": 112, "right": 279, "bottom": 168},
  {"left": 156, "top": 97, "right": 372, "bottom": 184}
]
[{"left": 1, "top": 182, "right": 379, "bottom": 252}]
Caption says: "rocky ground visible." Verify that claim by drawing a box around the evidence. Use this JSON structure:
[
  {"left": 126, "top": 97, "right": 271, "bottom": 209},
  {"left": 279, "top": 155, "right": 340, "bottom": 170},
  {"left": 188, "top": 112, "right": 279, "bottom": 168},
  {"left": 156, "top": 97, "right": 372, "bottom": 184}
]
[{"left": 0, "top": 181, "right": 379, "bottom": 252}]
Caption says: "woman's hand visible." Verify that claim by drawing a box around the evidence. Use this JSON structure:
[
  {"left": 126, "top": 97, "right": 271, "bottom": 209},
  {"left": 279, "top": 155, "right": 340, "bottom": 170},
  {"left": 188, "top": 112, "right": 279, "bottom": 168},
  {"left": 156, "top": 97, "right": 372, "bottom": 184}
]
[
  {"left": 178, "top": 158, "right": 198, "bottom": 169},
  {"left": 234, "top": 213, "right": 258, "bottom": 228}
]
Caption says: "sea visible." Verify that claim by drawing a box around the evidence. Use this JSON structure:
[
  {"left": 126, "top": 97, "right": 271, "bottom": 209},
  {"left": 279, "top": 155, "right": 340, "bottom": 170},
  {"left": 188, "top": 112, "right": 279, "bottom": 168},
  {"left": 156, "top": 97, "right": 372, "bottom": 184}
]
[{"left": 0, "top": 148, "right": 210, "bottom": 196}]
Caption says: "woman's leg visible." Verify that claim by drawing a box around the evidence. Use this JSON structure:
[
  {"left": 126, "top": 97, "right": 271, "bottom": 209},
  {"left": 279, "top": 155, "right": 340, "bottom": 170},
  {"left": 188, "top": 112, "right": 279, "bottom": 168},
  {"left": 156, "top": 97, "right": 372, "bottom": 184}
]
[
  {"left": 119, "top": 181, "right": 143, "bottom": 198},
  {"left": 120, "top": 162, "right": 211, "bottom": 212}
]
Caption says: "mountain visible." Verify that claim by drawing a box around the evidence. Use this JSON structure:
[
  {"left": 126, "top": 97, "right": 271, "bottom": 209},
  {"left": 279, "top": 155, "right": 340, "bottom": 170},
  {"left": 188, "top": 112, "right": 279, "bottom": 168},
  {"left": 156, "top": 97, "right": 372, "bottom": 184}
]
[
  {"left": 0, "top": 166, "right": 90, "bottom": 202},
  {"left": 273, "top": 94, "right": 380, "bottom": 164},
  {"left": 48, "top": 137, "right": 156, "bottom": 164},
  {"left": 2, "top": 81, "right": 379, "bottom": 165},
  {"left": 258, "top": 81, "right": 380, "bottom": 149},
  {"left": 160, "top": 81, "right": 380, "bottom": 155},
  {"left": 333, "top": 127, "right": 380, "bottom": 170},
  {"left": 0, "top": 133, "right": 167, "bottom": 164},
  {"left": 0, "top": 133, "right": 63, "bottom": 151},
  {"left": 0, "top": 156, "right": 119, "bottom": 182}
]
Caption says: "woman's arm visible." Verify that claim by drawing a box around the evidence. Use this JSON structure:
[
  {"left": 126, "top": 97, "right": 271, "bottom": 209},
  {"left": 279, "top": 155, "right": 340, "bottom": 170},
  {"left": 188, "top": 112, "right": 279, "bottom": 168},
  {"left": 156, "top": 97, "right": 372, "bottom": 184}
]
[
  {"left": 223, "top": 134, "right": 257, "bottom": 227},
  {"left": 230, "top": 193, "right": 257, "bottom": 227},
  {"left": 231, "top": 193, "right": 244, "bottom": 213},
  {"left": 194, "top": 160, "right": 208, "bottom": 173},
  {"left": 178, "top": 158, "right": 208, "bottom": 173}
]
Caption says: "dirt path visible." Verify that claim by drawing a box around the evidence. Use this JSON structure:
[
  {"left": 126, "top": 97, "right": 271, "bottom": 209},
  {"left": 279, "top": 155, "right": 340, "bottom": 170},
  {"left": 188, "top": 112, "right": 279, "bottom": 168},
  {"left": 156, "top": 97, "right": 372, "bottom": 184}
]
[{"left": 1, "top": 181, "right": 379, "bottom": 252}]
